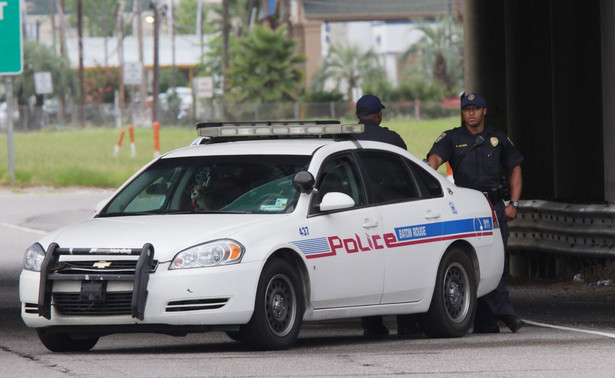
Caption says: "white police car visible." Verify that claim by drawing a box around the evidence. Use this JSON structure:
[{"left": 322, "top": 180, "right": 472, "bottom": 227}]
[{"left": 19, "top": 120, "right": 504, "bottom": 352}]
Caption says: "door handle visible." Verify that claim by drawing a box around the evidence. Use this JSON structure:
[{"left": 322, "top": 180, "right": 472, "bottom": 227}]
[
  {"left": 362, "top": 219, "right": 379, "bottom": 228},
  {"left": 425, "top": 210, "right": 441, "bottom": 220}
]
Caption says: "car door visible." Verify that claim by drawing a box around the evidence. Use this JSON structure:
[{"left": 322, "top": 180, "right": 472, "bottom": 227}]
[
  {"left": 356, "top": 150, "right": 446, "bottom": 304},
  {"left": 300, "top": 153, "right": 385, "bottom": 309}
]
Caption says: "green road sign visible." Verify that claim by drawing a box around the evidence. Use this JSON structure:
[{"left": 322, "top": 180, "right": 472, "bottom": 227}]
[{"left": 0, "top": 0, "right": 23, "bottom": 75}]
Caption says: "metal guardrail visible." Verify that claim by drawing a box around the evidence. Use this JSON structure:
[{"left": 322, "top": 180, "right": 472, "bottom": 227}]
[{"left": 508, "top": 200, "right": 615, "bottom": 258}]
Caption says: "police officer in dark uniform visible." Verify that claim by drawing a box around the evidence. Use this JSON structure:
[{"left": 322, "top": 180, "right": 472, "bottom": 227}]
[
  {"left": 352, "top": 94, "right": 419, "bottom": 337},
  {"left": 352, "top": 94, "right": 407, "bottom": 150},
  {"left": 426, "top": 93, "right": 525, "bottom": 333}
]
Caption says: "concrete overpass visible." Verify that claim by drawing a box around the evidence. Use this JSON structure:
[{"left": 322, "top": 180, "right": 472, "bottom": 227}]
[{"left": 297, "top": 0, "right": 615, "bottom": 204}]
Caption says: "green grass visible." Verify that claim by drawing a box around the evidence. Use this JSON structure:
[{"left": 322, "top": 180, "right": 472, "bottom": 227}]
[{"left": 0, "top": 117, "right": 458, "bottom": 188}]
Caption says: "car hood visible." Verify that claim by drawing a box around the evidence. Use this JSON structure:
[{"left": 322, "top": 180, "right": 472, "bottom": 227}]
[{"left": 38, "top": 214, "right": 281, "bottom": 262}]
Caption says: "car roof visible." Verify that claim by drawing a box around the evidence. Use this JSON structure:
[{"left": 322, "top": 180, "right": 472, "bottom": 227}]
[{"left": 165, "top": 138, "right": 348, "bottom": 158}]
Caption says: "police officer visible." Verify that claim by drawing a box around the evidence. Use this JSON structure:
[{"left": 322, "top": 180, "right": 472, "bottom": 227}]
[
  {"left": 352, "top": 94, "right": 419, "bottom": 337},
  {"left": 426, "top": 92, "right": 524, "bottom": 333},
  {"left": 352, "top": 94, "right": 407, "bottom": 150}
]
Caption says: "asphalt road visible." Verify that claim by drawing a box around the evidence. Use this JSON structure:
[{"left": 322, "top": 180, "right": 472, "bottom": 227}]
[{"left": 1, "top": 187, "right": 614, "bottom": 377}]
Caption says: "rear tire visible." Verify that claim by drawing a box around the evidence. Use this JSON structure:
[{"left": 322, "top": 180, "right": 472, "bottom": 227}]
[
  {"left": 240, "top": 258, "right": 304, "bottom": 350},
  {"left": 37, "top": 329, "right": 99, "bottom": 352},
  {"left": 418, "top": 247, "right": 476, "bottom": 338}
]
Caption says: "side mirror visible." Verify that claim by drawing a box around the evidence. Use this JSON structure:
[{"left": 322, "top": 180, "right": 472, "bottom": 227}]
[
  {"left": 319, "top": 192, "right": 355, "bottom": 211},
  {"left": 292, "top": 171, "right": 315, "bottom": 194}
]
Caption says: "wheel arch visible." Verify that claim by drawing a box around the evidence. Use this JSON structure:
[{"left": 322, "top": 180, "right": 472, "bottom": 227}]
[
  {"left": 266, "top": 248, "right": 311, "bottom": 312},
  {"left": 446, "top": 240, "right": 480, "bottom": 287}
]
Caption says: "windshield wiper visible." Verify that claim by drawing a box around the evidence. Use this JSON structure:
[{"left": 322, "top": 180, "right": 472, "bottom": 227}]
[
  {"left": 97, "top": 211, "right": 162, "bottom": 217},
  {"left": 98, "top": 209, "right": 252, "bottom": 217}
]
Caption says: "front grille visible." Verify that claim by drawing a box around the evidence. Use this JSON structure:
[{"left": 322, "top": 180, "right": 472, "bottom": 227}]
[
  {"left": 166, "top": 298, "right": 229, "bottom": 312},
  {"left": 53, "top": 291, "right": 133, "bottom": 316},
  {"left": 52, "top": 260, "right": 159, "bottom": 274},
  {"left": 39, "top": 243, "right": 155, "bottom": 320}
]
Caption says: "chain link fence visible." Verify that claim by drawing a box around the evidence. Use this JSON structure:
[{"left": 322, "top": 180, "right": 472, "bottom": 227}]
[{"left": 0, "top": 99, "right": 460, "bottom": 130}]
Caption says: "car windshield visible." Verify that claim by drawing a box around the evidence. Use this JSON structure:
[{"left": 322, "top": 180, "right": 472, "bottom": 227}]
[{"left": 98, "top": 155, "right": 311, "bottom": 216}]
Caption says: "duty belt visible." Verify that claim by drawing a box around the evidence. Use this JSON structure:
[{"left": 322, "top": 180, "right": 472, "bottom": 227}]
[{"left": 483, "top": 189, "right": 503, "bottom": 203}]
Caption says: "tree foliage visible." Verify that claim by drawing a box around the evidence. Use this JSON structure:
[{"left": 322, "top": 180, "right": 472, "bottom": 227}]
[
  {"left": 12, "top": 41, "right": 77, "bottom": 105},
  {"left": 226, "top": 25, "right": 305, "bottom": 103},
  {"left": 194, "top": 0, "right": 256, "bottom": 94},
  {"left": 312, "top": 43, "right": 386, "bottom": 100},
  {"left": 401, "top": 16, "right": 464, "bottom": 97},
  {"left": 207, "top": 0, "right": 255, "bottom": 38},
  {"left": 173, "top": 0, "right": 213, "bottom": 35},
  {"left": 66, "top": 0, "right": 132, "bottom": 37}
]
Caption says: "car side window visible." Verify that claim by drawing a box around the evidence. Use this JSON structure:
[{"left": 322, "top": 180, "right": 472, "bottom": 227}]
[
  {"left": 406, "top": 159, "right": 444, "bottom": 198},
  {"left": 357, "top": 151, "right": 421, "bottom": 204},
  {"left": 315, "top": 154, "right": 366, "bottom": 209}
]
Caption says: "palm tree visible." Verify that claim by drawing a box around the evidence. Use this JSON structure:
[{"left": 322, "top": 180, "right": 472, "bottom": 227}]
[
  {"left": 313, "top": 43, "right": 386, "bottom": 101},
  {"left": 401, "top": 16, "right": 464, "bottom": 96},
  {"left": 226, "top": 24, "right": 306, "bottom": 103}
]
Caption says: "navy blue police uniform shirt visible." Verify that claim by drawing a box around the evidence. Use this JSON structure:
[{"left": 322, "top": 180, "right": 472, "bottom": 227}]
[
  {"left": 353, "top": 119, "right": 407, "bottom": 150},
  {"left": 428, "top": 124, "right": 523, "bottom": 192}
]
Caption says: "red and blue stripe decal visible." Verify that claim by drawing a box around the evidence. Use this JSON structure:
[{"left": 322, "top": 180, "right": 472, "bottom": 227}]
[{"left": 291, "top": 217, "right": 493, "bottom": 259}]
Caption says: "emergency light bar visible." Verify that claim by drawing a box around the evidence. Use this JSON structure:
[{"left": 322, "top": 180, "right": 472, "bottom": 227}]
[{"left": 195, "top": 120, "right": 364, "bottom": 138}]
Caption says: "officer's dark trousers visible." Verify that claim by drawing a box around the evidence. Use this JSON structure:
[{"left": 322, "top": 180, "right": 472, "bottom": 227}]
[{"left": 474, "top": 200, "right": 516, "bottom": 327}]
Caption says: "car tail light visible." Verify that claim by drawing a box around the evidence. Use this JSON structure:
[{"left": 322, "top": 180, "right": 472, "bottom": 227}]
[{"left": 487, "top": 198, "right": 500, "bottom": 229}]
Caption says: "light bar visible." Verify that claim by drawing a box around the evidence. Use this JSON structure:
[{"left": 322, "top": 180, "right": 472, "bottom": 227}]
[{"left": 196, "top": 121, "right": 364, "bottom": 138}]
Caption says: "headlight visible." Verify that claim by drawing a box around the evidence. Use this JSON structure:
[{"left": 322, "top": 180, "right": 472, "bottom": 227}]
[
  {"left": 170, "top": 239, "right": 245, "bottom": 269},
  {"left": 24, "top": 243, "right": 46, "bottom": 272}
]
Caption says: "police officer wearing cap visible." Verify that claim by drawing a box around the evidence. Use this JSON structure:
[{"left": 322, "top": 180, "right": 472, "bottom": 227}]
[
  {"left": 353, "top": 94, "right": 407, "bottom": 149},
  {"left": 426, "top": 92, "right": 525, "bottom": 333},
  {"left": 352, "top": 95, "right": 419, "bottom": 337}
]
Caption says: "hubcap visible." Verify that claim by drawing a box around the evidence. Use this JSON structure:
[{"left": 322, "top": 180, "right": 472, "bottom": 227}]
[
  {"left": 444, "top": 262, "right": 469, "bottom": 323},
  {"left": 265, "top": 274, "right": 296, "bottom": 336}
]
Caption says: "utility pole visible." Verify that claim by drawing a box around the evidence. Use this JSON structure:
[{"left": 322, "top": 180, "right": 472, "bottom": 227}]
[
  {"left": 170, "top": 0, "right": 176, "bottom": 90},
  {"left": 77, "top": 0, "right": 85, "bottom": 126},
  {"left": 56, "top": 0, "right": 68, "bottom": 122},
  {"left": 49, "top": 0, "right": 56, "bottom": 54},
  {"left": 280, "top": 0, "right": 292, "bottom": 37},
  {"left": 115, "top": 1, "right": 125, "bottom": 127},
  {"left": 246, "top": 0, "right": 257, "bottom": 28},
  {"left": 222, "top": 0, "right": 229, "bottom": 95},
  {"left": 150, "top": 1, "right": 160, "bottom": 123},
  {"left": 134, "top": 0, "right": 146, "bottom": 121},
  {"left": 197, "top": 0, "right": 204, "bottom": 58},
  {"left": 103, "top": 0, "right": 109, "bottom": 66}
]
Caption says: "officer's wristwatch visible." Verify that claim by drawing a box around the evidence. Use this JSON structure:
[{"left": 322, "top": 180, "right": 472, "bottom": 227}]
[{"left": 510, "top": 201, "right": 519, "bottom": 208}]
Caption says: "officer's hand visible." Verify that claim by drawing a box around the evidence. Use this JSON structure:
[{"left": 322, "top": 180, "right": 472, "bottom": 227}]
[{"left": 505, "top": 204, "right": 517, "bottom": 222}]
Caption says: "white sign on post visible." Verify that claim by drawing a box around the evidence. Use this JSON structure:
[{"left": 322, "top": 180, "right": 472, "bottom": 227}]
[
  {"left": 193, "top": 76, "right": 214, "bottom": 99},
  {"left": 123, "top": 62, "right": 143, "bottom": 86},
  {"left": 34, "top": 71, "right": 53, "bottom": 94}
]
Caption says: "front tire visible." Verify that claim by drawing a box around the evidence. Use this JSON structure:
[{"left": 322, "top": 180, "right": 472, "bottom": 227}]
[
  {"left": 37, "top": 329, "right": 99, "bottom": 352},
  {"left": 240, "top": 258, "right": 305, "bottom": 350},
  {"left": 418, "top": 247, "right": 476, "bottom": 338}
]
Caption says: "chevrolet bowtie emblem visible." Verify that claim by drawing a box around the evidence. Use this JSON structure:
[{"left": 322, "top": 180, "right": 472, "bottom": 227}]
[{"left": 93, "top": 261, "right": 112, "bottom": 269}]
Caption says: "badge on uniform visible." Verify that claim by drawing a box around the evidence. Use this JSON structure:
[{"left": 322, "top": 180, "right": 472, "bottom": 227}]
[
  {"left": 434, "top": 132, "right": 446, "bottom": 143},
  {"left": 490, "top": 137, "right": 499, "bottom": 147}
]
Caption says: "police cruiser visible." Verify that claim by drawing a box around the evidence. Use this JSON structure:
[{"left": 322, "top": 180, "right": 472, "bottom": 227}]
[{"left": 19, "top": 120, "right": 504, "bottom": 351}]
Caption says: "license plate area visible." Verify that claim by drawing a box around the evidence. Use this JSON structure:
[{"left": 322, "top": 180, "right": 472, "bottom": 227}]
[{"left": 80, "top": 281, "right": 108, "bottom": 302}]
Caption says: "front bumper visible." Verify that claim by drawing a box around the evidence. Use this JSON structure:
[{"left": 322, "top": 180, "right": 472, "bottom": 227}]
[{"left": 20, "top": 258, "right": 261, "bottom": 329}]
